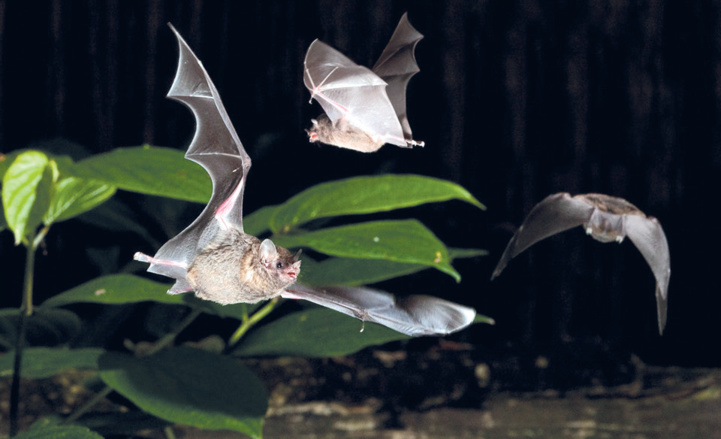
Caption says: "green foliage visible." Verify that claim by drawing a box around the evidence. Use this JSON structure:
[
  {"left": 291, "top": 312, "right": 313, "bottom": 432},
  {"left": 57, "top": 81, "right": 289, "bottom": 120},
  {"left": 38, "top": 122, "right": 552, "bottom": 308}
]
[
  {"left": 233, "top": 308, "right": 411, "bottom": 357},
  {"left": 0, "top": 145, "right": 490, "bottom": 438},
  {"left": 99, "top": 347, "right": 267, "bottom": 438}
]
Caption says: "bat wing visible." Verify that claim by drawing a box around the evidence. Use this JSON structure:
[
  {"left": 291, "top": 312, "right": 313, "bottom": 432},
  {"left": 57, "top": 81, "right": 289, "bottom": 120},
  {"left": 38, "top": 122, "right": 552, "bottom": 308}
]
[
  {"left": 145, "top": 25, "right": 251, "bottom": 288},
  {"left": 624, "top": 214, "right": 671, "bottom": 334},
  {"left": 303, "top": 39, "right": 407, "bottom": 147},
  {"left": 372, "top": 13, "right": 423, "bottom": 139},
  {"left": 281, "top": 284, "right": 476, "bottom": 336},
  {"left": 492, "top": 193, "right": 595, "bottom": 279}
]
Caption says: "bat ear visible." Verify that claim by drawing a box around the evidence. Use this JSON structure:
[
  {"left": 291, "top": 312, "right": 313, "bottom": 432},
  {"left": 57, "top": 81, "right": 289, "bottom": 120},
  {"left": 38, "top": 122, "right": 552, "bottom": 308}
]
[
  {"left": 259, "top": 239, "right": 278, "bottom": 263},
  {"left": 293, "top": 249, "right": 302, "bottom": 261},
  {"left": 311, "top": 119, "right": 319, "bottom": 126}
]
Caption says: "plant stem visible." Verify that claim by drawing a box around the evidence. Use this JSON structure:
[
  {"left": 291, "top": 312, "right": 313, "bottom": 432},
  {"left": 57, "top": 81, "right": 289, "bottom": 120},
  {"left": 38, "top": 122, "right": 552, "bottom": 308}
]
[
  {"left": 62, "top": 386, "right": 113, "bottom": 425},
  {"left": 8, "top": 230, "right": 40, "bottom": 436},
  {"left": 227, "top": 297, "right": 279, "bottom": 349}
]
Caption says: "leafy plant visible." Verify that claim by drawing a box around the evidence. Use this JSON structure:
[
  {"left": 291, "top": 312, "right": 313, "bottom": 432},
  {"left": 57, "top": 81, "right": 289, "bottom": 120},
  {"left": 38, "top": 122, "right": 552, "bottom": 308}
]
[{"left": 0, "top": 145, "right": 491, "bottom": 438}]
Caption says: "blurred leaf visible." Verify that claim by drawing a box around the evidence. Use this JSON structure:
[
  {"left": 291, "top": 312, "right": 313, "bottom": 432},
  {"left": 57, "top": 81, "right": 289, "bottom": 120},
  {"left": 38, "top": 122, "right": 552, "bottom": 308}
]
[
  {"left": 181, "top": 295, "right": 261, "bottom": 320},
  {"left": 99, "top": 347, "right": 266, "bottom": 438},
  {"left": 233, "top": 307, "right": 409, "bottom": 357},
  {"left": 77, "top": 198, "right": 157, "bottom": 245},
  {"left": 0, "top": 347, "right": 102, "bottom": 378},
  {"left": 474, "top": 314, "right": 495, "bottom": 325},
  {"left": 74, "top": 146, "right": 210, "bottom": 203},
  {"left": 448, "top": 247, "right": 489, "bottom": 259},
  {"left": 41, "top": 274, "right": 185, "bottom": 308},
  {"left": 299, "top": 256, "right": 428, "bottom": 286},
  {"left": 44, "top": 177, "right": 116, "bottom": 225},
  {"left": 0, "top": 308, "right": 82, "bottom": 348},
  {"left": 269, "top": 174, "right": 485, "bottom": 233},
  {"left": 275, "top": 219, "right": 461, "bottom": 281},
  {"left": 13, "top": 422, "right": 103, "bottom": 439},
  {"left": 2, "top": 151, "right": 53, "bottom": 244}
]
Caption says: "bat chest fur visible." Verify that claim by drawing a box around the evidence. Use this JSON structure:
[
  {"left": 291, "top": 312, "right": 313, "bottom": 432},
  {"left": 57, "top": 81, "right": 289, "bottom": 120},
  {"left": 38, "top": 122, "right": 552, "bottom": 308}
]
[
  {"left": 584, "top": 208, "right": 627, "bottom": 243},
  {"left": 186, "top": 232, "right": 284, "bottom": 305}
]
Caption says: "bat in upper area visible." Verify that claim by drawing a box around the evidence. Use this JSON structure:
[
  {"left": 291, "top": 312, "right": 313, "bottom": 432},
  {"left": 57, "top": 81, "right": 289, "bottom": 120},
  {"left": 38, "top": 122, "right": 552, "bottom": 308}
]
[
  {"left": 133, "top": 24, "right": 476, "bottom": 336},
  {"left": 491, "top": 193, "right": 670, "bottom": 335},
  {"left": 303, "top": 12, "right": 425, "bottom": 152}
]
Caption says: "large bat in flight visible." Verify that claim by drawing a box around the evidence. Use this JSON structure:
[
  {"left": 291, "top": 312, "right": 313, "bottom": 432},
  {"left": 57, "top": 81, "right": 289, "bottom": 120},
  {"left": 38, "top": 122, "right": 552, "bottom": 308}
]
[
  {"left": 492, "top": 193, "right": 670, "bottom": 334},
  {"left": 133, "top": 24, "right": 475, "bottom": 337}
]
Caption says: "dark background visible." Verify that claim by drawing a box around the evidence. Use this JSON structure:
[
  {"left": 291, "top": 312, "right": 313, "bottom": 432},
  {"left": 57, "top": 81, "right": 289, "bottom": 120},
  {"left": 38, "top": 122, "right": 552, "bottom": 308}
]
[{"left": 0, "top": 0, "right": 718, "bottom": 376}]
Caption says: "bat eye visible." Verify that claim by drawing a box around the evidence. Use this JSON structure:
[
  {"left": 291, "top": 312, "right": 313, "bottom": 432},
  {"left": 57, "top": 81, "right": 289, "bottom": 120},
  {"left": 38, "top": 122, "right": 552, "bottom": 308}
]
[{"left": 276, "top": 262, "right": 284, "bottom": 269}]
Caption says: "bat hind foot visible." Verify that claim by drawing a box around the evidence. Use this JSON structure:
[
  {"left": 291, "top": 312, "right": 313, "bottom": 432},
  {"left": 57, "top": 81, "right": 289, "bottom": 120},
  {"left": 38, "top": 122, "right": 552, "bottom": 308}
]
[{"left": 406, "top": 138, "right": 424, "bottom": 148}]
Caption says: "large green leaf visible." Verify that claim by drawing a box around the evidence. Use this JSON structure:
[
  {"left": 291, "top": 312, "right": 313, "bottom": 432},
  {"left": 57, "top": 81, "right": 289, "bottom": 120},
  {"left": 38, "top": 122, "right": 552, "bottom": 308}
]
[
  {"left": 2, "top": 151, "right": 53, "bottom": 244},
  {"left": 13, "top": 422, "right": 103, "bottom": 439},
  {"left": 74, "top": 146, "right": 210, "bottom": 203},
  {"left": 299, "top": 257, "right": 429, "bottom": 286},
  {"left": 44, "top": 177, "right": 116, "bottom": 225},
  {"left": 41, "top": 274, "right": 185, "bottom": 308},
  {"left": 99, "top": 347, "right": 267, "bottom": 438},
  {"left": 275, "top": 219, "right": 461, "bottom": 281},
  {"left": 233, "top": 307, "right": 410, "bottom": 358},
  {"left": 269, "top": 174, "right": 485, "bottom": 233},
  {"left": 0, "top": 347, "right": 103, "bottom": 378}
]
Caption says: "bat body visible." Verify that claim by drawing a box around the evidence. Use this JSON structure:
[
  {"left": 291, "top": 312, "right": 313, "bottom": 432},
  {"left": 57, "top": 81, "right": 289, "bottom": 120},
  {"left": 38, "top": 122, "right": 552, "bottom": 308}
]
[
  {"left": 304, "top": 13, "right": 424, "bottom": 152},
  {"left": 134, "top": 24, "right": 476, "bottom": 336},
  {"left": 492, "top": 193, "right": 670, "bottom": 334}
]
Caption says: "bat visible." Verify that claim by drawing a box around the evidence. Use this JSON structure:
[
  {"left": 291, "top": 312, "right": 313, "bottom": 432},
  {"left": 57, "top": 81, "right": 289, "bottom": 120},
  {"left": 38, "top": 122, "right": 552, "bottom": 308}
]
[
  {"left": 491, "top": 193, "right": 670, "bottom": 335},
  {"left": 303, "top": 12, "right": 425, "bottom": 152},
  {"left": 133, "top": 24, "right": 476, "bottom": 336}
]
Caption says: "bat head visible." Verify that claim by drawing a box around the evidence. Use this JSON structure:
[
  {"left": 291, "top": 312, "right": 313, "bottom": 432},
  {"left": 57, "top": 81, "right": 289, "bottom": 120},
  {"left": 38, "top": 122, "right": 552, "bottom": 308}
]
[
  {"left": 259, "top": 239, "right": 301, "bottom": 286},
  {"left": 306, "top": 119, "right": 321, "bottom": 143}
]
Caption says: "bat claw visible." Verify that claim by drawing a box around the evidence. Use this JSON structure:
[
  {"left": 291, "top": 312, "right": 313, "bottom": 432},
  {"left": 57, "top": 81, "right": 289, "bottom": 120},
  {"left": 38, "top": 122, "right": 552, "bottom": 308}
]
[{"left": 406, "top": 139, "right": 424, "bottom": 148}]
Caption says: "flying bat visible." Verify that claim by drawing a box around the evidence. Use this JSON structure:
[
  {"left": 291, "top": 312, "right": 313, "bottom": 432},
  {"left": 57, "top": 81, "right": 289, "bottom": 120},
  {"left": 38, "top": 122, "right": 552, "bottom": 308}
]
[
  {"left": 303, "top": 12, "right": 425, "bottom": 152},
  {"left": 133, "top": 24, "right": 475, "bottom": 336},
  {"left": 491, "top": 193, "right": 670, "bottom": 334}
]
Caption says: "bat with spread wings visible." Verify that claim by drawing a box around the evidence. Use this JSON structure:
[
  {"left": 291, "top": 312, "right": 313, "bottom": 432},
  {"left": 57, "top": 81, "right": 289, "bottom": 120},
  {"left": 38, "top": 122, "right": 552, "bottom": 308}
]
[
  {"left": 303, "top": 13, "right": 425, "bottom": 152},
  {"left": 133, "top": 24, "right": 475, "bottom": 337},
  {"left": 491, "top": 193, "right": 671, "bottom": 334}
]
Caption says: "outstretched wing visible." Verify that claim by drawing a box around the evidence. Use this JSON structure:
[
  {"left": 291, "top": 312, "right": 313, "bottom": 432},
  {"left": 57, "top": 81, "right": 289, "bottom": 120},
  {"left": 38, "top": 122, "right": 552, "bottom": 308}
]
[
  {"left": 492, "top": 193, "right": 595, "bottom": 279},
  {"left": 624, "top": 214, "right": 671, "bottom": 334},
  {"left": 372, "top": 12, "right": 423, "bottom": 139},
  {"left": 303, "top": 39, "right": 406, "bottom": 146},
  {"left": 282, "top": 284, "right": 476, "bottom": 336},
  {"left": 145, "top": 24, "right": 251, "bottom": 288}
]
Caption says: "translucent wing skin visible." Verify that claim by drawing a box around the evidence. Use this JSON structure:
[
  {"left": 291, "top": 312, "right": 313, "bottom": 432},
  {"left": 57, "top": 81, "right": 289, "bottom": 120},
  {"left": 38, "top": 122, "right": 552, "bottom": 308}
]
[
  {"left": 493, "top": 192, "right": 671, "bottom": 334},
  {"left": 282, "top": 284, "right": 476, "bottom": 336},
  {"left": 372, "top": 12, "right": 423, "bottom": 139},
  {"left": 145, "top": 24, "right": 251, "bottom": 291},
  {"left": 624, "top": 214, "right": 671, "bottom": 334},
  {"left": 303, "top": 39, "right": 406, "bottom": 146},
  {"left": 491, "top": 193, "right": 594, "bottom": 279}
]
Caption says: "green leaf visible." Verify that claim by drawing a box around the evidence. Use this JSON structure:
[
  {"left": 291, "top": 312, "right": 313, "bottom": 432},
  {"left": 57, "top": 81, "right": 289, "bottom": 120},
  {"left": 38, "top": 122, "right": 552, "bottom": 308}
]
[
  {"left": 99, "top": 347, "right": 267, "bottom": 438},
  {"left": 44, "top": 177, "right": 116, "bottom": 225},
  {"left": 269, "top": 174, "right": 485, "bottom": 233},
  {"left": 299, "top": 256, "right": 429, "bottom": 286},
  {"left": 474, "top": 314, "right": 495, "bottom": 325},
  {"left": 41, "top": 274, "right": 185, "bottom": 308},
  {"left": 13, "top": 422, "right": 104, "bottom": 439},
  {"left": 275, "top": 219, "right": 461, "bottom": 281},
  {"left": 2, "top": 151, "right": 53, "bottom": 244},
  {"left": 233, "top": 307, "right": 410, "bottom": 357},
  {"left": 74, "top": 146, "right": 210, "bottom": 203},
  {"left": 0, "top": 347, "right": 103, "bottom": 378}
]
